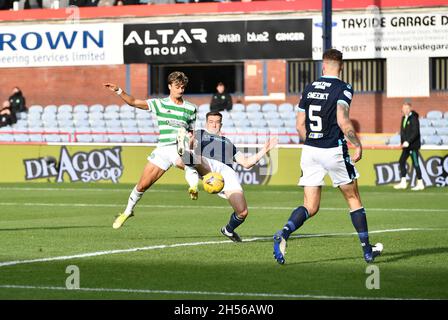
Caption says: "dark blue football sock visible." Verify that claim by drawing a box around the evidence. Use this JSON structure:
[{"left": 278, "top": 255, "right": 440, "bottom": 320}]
[
  {"left": 226, "top": 212, "right": 245, "bottom": 233},
  {"left": 350, "top": 207, "right": 371, "bottom": 253},
  {"left": 281, "top": 206, "right": 310, "bottom": 240}
]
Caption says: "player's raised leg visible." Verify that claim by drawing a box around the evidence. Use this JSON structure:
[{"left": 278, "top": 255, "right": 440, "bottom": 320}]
[
  {"left": 221, "top": 191, "right": 248, "bottom": 242},
  {"left": 113, "top": 162, "right": 166, "bottom": 229},
  {"left": 339, "top": 180, "right": 383, "bottom": 263},
  {"left": 273, "top": 186, "right": 321, "bottom": 264}
]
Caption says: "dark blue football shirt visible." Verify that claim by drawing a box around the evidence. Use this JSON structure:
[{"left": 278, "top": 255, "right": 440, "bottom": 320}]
[
  {"left": 193, "top": 129, "right": 238, "bottom": 167},
  {"left": 298, "top": 76, "right": 354, "bottom": 148}
]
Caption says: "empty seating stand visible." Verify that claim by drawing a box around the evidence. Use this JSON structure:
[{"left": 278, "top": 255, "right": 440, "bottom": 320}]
[{"left": 2, "top": 102, "right": 304, "bottom": 144}]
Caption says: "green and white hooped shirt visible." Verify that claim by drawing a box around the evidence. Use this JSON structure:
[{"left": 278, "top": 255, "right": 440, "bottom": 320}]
[{"left": 145, "top": 97, "right": 197, "bottom": 147}]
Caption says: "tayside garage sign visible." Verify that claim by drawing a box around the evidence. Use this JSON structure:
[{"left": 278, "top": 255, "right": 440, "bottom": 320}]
[{"left": 123, "top": 19, "right": 312, "bottom": 63}]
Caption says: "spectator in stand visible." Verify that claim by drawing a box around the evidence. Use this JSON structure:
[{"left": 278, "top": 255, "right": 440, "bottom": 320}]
[
  {"left": 0, "top": 101, "right": 16, "bottom": 127},
  {"left": 8, "top": 87, "right": 27, "bottom": 114},
  {"left": 210, "top": 82, "right": 233, "bottom": 112}
]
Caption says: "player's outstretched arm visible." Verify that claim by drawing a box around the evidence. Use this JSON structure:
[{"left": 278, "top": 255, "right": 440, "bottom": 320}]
[
  {"left": 234, "top": 137, "right": 278, "bottom": 169},
  {"left": 103, "top": 83, "right": 149, "bottom": 110},
  {"left": 336, "top": 103, "right": 362, "bottom": 163}
]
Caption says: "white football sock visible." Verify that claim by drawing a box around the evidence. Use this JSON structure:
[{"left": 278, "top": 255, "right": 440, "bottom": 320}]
[
  {"left": 185, "top": 166, "right": 199, "bottom": 188},
  {"left": 124, "top": 186, "right": 144, "bottom": 216}
]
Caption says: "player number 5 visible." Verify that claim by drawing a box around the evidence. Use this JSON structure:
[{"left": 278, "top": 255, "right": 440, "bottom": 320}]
[{"left": 309, "top": 105, "right": 322, "bottom": 132}]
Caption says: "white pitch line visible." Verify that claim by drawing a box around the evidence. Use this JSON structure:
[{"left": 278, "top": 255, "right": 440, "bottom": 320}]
[
  {"left": 0, "top": 201, "right": 447, "bottom": 212},
  {"left": 0, "top": 284, "right": 427, "bottom": 300},
  {"left": 0, "top": 228, "right": 441, "bottom": 268},
  {"left": 0, "top": 186, "right": 445, "bottom": 196}
]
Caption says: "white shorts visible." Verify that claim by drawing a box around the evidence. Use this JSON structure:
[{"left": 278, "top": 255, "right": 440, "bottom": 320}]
[
  {"left": 205, "top": 158, "right": 243, "bottom": 193},
  {"left": 298, "top": 145, "right": 359, "bottom": 187},
  {"left": 147, "top": 144, "right": 180, "bottom": 171}
]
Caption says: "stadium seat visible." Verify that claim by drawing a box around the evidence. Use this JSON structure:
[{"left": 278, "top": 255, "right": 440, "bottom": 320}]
[
  {"left": 441, "top": 135, "right": 448, "bottom": 145},
  {"left": 89, "top": 113, "right": 104, "bottom": 121},
  {"left": 197, "top": 113, "right": 206, "bottom": 121},
  {"left": 42, "top": 112, "right": 57, "bottom": 121},
  {"left": 43, "top": 119, "right": 59, "bottom": 128},
  {"left": 432, "top": 119, "right": 448, "bottom": 128},
  {"left": 42, "top": 122, "right": 60, "bottom": 132},
  {"left": 28, "top": 112, "right": 42, "bottom": 121},
  {"left": 247, "top": 112, "right": 263, "bottom": 120},
  {"left": 420, "top": 127, "right": 437, "bottom": 136},
  {"left": 74, "top": 104, "right": 89, "bottom": 113},
  {"left": 0, "top": 125, "right": 12, "bottom": 132},
  {"left": 135, "top": 110, "right": 151, "bottom": 120},
  {"left": 43, "top": 105, "right": 58, "bottom": 114},
  {"left": 58, "top": 119, "right": 74, "bottom": 128},
  {"left": 104, "top": 111, "right": 120, "bottom": 120},
  {"left": 57, "top": 113, "right": 73, "bottom": 121},
  {"left": 261, "top": 103, "right": 277, "bottom": 113},
  {"left": 108, "top": 135, "right": 125, "bottom": 143},
  {"left": 221, "top": 111, "right": 231, "bottom": 121},
  {"left": 230, "top": 112, "right": 246, "bottom": 120},
  {"left": 284, "top": 118, "right": 296, "bottom": 128},
  {"left": 264, "top": 111, "right": 280, "bottom": 120},
  {"left": 246, "top": 103, "right": 261, "bottom": 113},
  {"left": 444, "top": 111, "right": 448, "bottom": 119},
  {"left": 244, "top": 135, "right": 257, "bottom": 144},
  {"left": 105, "top": 104, "right": 120, "bottom": 113},
  {"left": 90, "top": 119, "right": 106, "bottom": 128},
  {"left": 44, "top": 135, "right": 62, "bottom": 143},
  {"left": 423, "top": 136, "right": 442, "bottom": 145},
  {"left": 90, "top": 104, "right": 105, "bottom": 113},
  {"left": 436, "top": 127, "right": 448, "bottom": 135},
  {"left": 28, "top": 134, "right": 43, "bottom": 142},
  {"left": 73, "top": 112, "right": 88, "bottom": 121},
  {"left": 120, "top": 105, "right": 135, "bottom": 113},
  {"left": 426, "top": 110, "right": 443, "bottom": 120},
  {"left": 0, "top": 134, "right": 14, "bottom": 142},
  {"left": 28, "top": 105, "right": 44, "bottom": 113},
  {"left": 121, "top": 119, "right": 138, "bottom": 128},
  {"left": 387, "top": 134, "right": 401, "bottom": 145},
  {"left": 278, "top": 135, "right": 290, "bottom": 144},
  {"left": 92, "top": 134, "right": 108, "bottom": 143},
  {"left": 233, "top": 119, "right": 251, "bottom": 128},
  {"left": 28, "top": 120, "right": 43, "bottom": 129},
  {"left": 232, "top": 103, "right": 245, "bottom": 112},
  {"left": 76, "top": 134, "right": 93, "bottom": 143},
  {"left": 278, "top": 103, "right": 294, "bottom": 113},
  {"left": 279, "top": 112, "right": 295, "bottom": 120},
  {"left": 198, "top": 104, "right": 210, "bottom": 113},
  {"left": 250, "top": 119, "right": 267, "bottom": 128},
  {"left": 221, "top": 119, "right": 234, "bottom": 128},
  {"left": 267, "top": 119, "right": 284, "bottom": 128},
  {"left": 90, "top": 126, "right": 107, "bottom": 133},
  {"left": 14, "top": 134, "right": 30, "bottom": 142},
  {"left": 76, "top": 126, "right": 91, "bottom": 134},
  {"left": 419, "top": 118, "right": 431, "bottom": 127},
  {"left": 125, "top": 135, "right": 142, "bottom": 143},
  {"left": 123, "top": 127, "right": 139, "bottom": 133},
  {"left": 120, "top": 112, "right": 135, "bottom": 120},
  {"left": 58, "top": 104, "right": 73, "bottom": 113}
]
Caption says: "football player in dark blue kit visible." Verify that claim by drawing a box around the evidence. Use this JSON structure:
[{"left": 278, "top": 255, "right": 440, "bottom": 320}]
[
  {"left": 180, "top": 111, "right": 277, "bottom": 242},
  {"left": 273, "top": 49, "right": 383, "bottom": 264}
]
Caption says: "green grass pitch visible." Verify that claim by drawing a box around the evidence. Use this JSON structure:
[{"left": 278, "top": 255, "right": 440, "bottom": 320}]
[{"left": 0, "top": 183, "right": 447, "bottom": 300}]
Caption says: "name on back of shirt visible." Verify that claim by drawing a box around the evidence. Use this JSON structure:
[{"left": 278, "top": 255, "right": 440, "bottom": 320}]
[{"left": 307, "top": 92, "right": 329, "bottom": 100}]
